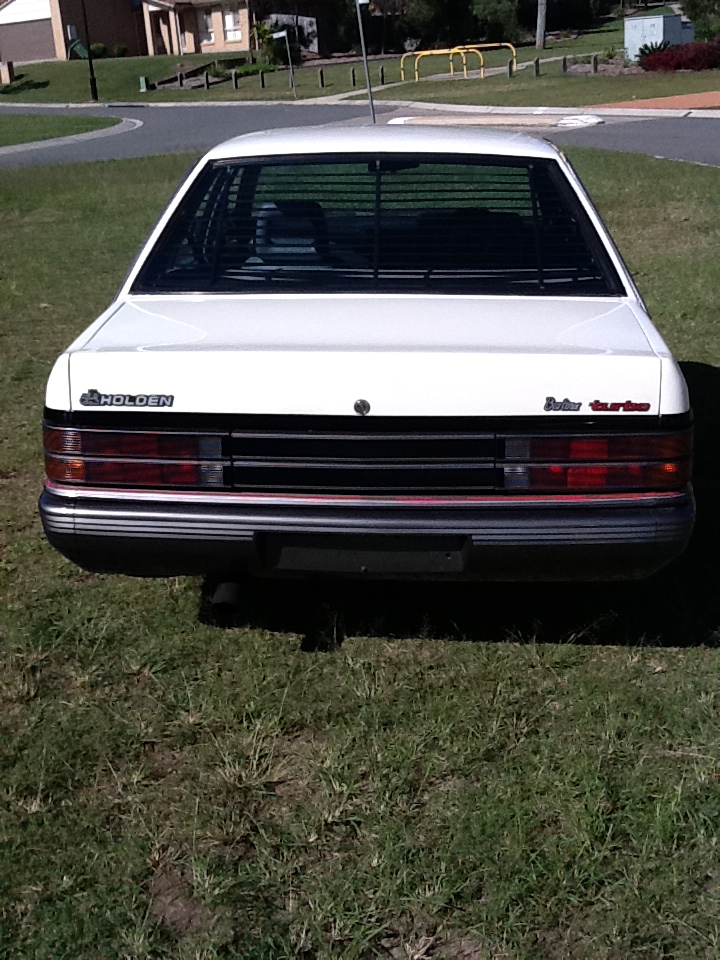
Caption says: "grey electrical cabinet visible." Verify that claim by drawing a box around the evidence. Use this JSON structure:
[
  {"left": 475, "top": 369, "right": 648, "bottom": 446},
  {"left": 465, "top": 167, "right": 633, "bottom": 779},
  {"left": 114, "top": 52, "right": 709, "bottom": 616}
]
[{"left": 625, "top": 14, "right": 695, "bottom": 61}]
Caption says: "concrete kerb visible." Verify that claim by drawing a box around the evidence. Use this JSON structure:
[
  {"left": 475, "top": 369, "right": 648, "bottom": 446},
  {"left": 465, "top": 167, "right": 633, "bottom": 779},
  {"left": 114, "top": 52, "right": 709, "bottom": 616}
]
[
  {"left": 0, "top": 116, "right": 143, "bottom": 157},
  {"left": 2, "top": 98, "right": 709, "bottom": 119},
  {"left": 2, "top": 97, "right": 719, "bottom": 123}
]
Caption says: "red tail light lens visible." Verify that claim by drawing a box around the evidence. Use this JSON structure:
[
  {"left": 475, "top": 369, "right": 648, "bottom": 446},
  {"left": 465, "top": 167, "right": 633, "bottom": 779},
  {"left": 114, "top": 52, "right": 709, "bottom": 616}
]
[
  {"left": 502, "top": 430, "right": 692, "bottom": 494},
  {"left": 44, "top": 428, "right": 227, "bottom": 489},
  {"left": 526, "top": 461, "right": 690, "bottom": 492},
  {"left": 505, "top": 432, "right": 692, "bottom": 462}
]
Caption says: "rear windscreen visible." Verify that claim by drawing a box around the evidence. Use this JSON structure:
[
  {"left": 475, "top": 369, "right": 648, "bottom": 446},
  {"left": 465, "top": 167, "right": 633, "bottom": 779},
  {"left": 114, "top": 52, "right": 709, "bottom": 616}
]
[{"left": 132, "top": 154, "right": 624, "bottom": 297}]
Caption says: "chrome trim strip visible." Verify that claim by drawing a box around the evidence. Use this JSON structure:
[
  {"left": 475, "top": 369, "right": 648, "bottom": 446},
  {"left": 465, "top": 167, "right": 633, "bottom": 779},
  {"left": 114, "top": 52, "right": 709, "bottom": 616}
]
[{"left": 44, "top": 481, "right": 686, "bottom": 509}]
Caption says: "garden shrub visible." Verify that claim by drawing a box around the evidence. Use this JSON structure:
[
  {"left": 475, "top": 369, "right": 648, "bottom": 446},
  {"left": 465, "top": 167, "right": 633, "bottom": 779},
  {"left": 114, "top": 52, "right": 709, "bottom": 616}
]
[
  {"left": 236, "top": 62, "right": 276, "bottom": 76},
  {"left": 112, "top": 44, "right": 128, "bottom": 58},
  {"left": 89, "top": 42, "right": 107, "bottom": 58},
  {"left": 637, "top": 40, "right": 670, "bottom": 60},
  {"left": 641, "top": 38, "right": 720, "bottom": 71}
]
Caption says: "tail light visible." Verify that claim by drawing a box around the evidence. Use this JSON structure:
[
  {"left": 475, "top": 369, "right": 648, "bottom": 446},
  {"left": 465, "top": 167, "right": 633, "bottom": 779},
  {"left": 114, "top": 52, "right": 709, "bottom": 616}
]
[
  {"left": 44, "top": 425, "right": 692, "bottom": 497},
  {"left": 44, "top": 427, "right": 228, "bottom": 489},
  {"left": 502, "top": 431, "right": 691, "bottom": 494}
]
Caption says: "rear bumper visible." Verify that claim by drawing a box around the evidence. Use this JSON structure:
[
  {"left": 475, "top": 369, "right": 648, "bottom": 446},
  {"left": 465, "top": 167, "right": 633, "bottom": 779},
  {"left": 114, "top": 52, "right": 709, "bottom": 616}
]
[{"left": 39, "top": 484, "right": 695, "bottom": 581}]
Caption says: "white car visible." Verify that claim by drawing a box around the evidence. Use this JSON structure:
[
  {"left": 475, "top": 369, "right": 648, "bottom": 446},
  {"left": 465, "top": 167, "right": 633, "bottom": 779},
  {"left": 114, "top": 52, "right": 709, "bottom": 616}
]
[{"left": 40, "top": 125, "right": 694, "bottom": 582}]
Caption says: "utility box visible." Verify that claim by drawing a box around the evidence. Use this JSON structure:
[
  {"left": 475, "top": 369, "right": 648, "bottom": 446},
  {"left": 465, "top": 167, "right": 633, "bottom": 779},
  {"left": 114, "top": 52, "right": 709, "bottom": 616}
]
[{"left": 625, "top": 14, "right": 695, "bottom": 61}]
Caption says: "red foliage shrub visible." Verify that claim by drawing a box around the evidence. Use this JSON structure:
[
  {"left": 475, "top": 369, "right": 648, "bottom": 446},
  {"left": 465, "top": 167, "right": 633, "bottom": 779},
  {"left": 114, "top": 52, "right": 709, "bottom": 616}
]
[{"left": 641, "top": 39, "right": 720, "bottom": 71}]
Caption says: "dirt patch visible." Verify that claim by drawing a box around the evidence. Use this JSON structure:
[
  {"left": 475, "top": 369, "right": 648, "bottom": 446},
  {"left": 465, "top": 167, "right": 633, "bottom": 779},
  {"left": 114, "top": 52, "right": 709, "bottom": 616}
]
[
  {"left": 270, "top": 730, "right": 330, "bottom": 804},
  {"left": 148, "top": 862, "right": 218, "bottom": 937},
  {"left": 435, "top": 935, "right": 514, "bottom": 960},
  {"left": 145, "top": 744, "right": 184, "bottom": 778},
  {"left": 567, "top": 58, "right": 644, "bottom": 76},
  {"left": 201, "top": 837, "right": 255, "bottom": 863},
  {"left": 373, "top": 929, "right": 513, "bottom": 960}
]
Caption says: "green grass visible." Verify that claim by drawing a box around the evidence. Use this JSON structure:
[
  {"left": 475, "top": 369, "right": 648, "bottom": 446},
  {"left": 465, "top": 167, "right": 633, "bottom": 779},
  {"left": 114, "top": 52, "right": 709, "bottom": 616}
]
[
  {"left": 0, "top": 18, "right": 627, "bottom": 102},
  {"left": 1, "top": 149, "right": 720, "bottom": 959},
  {"left": 9, "top": 16, "right": 714, "bottom": 109},
  {"left": 0, "top": 113, "right": 117, "bottom": 147},
  {"left": 375, "top": 64, "right": 720, "bottom": 107}
]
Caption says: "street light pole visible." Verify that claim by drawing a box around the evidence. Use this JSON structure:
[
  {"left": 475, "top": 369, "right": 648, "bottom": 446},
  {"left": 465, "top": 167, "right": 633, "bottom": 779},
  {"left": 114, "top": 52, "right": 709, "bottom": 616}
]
[
  {"left": 355, "top": 0, "right": 375, "bottom": 124},
  {"left": 272, "top": 30, "right": 296, "bottom": 98},
  {"left": 79, "top": 0, "right": 99, "bottom": 101}
]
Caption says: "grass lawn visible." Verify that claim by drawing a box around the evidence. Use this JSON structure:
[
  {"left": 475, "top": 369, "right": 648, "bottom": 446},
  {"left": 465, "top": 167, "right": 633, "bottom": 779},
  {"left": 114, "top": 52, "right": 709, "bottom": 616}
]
[
  {"left": 1, "top": 148, "right": 720, "bottom": 959},
  {"left": 374, "top": 64, "right": 720, "bottom": 107},
  {"left": 0, "top": 113, "right": 117, "bottom": 147},
  {"left": 0, "top": 19, "right": 628, "bottom": 103}
]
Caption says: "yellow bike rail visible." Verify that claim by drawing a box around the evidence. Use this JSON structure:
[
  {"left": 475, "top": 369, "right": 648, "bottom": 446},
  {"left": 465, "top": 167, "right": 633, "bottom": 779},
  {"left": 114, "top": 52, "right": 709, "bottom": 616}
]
[
  {"left": 408, "top": 47, "right": 484, "bottom": 82},
  {"left": 457, "top": 42, "right": 518, "bottom": 73},
  {"left": 451, "top": 46, "right": 484, "bottom": 79},
  {"left": 400, "top": 44, "right": 497, "bottom": 81},
  {"left": 402, "top": 49, "right": 457, "bottom": 82},
  {"left": 399, "top": 51, "right": 415, "bottom": 82}
]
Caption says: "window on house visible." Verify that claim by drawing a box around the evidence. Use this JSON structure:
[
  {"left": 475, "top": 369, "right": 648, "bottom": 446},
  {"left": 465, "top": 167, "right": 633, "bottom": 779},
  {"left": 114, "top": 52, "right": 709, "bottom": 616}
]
[
  {"left": 196, "top": 8, "right": 214, "bottom": 44},
  {"left": 223, "top": 6, "right": 243, "bottom": 42}
]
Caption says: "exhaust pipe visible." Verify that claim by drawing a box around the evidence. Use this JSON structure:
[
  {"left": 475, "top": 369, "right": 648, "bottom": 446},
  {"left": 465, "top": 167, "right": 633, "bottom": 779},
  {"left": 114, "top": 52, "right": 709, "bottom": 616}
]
[{"left": 210, "top": 580, "right": 242, "bottom": 621}]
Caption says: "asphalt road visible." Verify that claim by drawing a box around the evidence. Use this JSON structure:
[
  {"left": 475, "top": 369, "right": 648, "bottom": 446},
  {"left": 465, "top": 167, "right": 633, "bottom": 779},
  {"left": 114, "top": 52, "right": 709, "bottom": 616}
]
[
  {"left": 0, "top": 101, "right": 719, "bottom": 168},
  {"left": 0, "top": 101, "right": 384, "bottom": 167},
  {"left": 550, "top": 116, "right": 720, "bottom": 167}
]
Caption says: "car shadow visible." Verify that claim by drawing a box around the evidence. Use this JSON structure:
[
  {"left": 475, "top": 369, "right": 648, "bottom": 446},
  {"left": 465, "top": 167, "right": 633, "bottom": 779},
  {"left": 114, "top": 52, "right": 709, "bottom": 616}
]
[{"left": 199, "top": 362, "right": 720, "bottom": 651}]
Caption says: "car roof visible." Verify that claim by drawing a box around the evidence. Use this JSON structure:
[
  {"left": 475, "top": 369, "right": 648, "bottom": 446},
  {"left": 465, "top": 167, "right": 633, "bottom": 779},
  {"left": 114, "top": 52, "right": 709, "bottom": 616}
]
[{"left": 204, "top": 124, "right": 561, "bottom": 162}]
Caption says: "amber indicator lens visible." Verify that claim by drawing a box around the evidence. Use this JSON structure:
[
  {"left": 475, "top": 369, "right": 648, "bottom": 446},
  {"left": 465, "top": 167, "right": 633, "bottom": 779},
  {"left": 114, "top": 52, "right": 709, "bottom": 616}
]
[{"left": 45, "top": 454, "right": 86, "bottom": 483}]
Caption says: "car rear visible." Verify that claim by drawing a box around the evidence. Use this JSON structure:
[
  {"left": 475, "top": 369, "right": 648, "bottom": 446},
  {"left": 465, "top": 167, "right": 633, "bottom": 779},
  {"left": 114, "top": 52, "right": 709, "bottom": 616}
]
[{"left": 39, "top": 126, "right": 694, "bottom": 581}]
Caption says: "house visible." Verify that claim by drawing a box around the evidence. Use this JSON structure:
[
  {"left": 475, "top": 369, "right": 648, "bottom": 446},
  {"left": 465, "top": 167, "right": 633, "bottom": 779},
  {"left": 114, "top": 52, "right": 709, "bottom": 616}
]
[
  {"left": 0, "top": 0, "right": 147, "bottom": 63},
  {"left": 0, "top": 0, "right": 56, "bottom": 61},
  {"left": 139, "top": 1, "right": 250, "bottom": 57},
  {"left": 0, "top": 0, "right": 251, "bottom": 66}
]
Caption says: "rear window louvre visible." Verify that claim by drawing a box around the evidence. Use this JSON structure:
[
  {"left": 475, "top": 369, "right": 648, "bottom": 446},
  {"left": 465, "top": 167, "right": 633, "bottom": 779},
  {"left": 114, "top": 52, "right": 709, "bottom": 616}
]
[{"left": 133, "top": 154, "right": 624, "bottom": 297}]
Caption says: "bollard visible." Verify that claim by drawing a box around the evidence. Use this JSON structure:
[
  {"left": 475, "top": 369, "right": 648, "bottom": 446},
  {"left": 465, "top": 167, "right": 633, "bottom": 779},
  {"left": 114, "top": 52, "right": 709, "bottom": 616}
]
[
  {"left": 533, "top": 57, "right": 540, "bottom": 78},
  {"left": 318, "top": 68, "right": 324, "bottom": 88},
  {"left": 177, "top": 72, "right": 183, "bottom": 87},
  {"left": 259, "top": 69, "right": 265, "bottom": 88},
  {"left": 592, "top": 53, "right": 599, "bottom": 74},
  {"left": 350, "top": 66, "right": 356, "bottom": 87},
  {"left": 562, "top": 56, "right": 568, "bottom": 73},
  {"left": 378, "top": 64, "right": 385, "bottom": 84},
  {"left": 507, "top": 58, "right": 514, "bottom": 78},
  {"left": 231, "top": 68, "right": 239, "bottom": 89},
  {"left": 204, "top": 70, "right": 210, "bottom": 89}
]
